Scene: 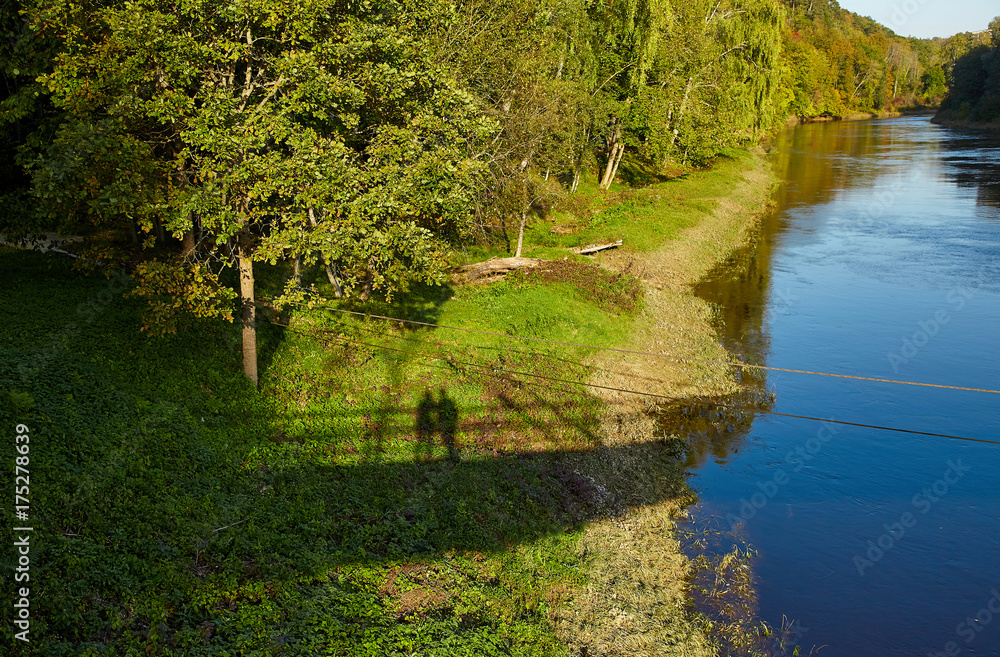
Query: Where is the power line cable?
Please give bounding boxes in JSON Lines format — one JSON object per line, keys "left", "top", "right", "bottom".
{"left": 323, "top": 307, "right": 1000, "bottom": 395}
{"left": 337, "top": 313, "right": 694, "bottom": 390}
{"left": 300, "top": 324, "right": 999, "bottom": 447}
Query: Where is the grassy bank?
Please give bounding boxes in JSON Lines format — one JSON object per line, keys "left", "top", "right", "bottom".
{"left": 0, "top": 149, "right": 775, "bottom": 656}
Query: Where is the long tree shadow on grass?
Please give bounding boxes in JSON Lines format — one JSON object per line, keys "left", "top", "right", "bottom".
{"left": 3, "top": 357, "right": 700, "bottom": 653}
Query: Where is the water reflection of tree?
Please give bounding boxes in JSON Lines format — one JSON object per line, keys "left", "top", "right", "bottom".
{"left": 769, "top": 119, "right": 929, "bottom": 211}
{"left": 939, "top": 133, "right": 1000, "bottom": 210}
{"left": 668, "top": 118, "right": 961, "bottom": 468}
{"left": 977, "top": 182, "right": 1000, "bottom": 208}
{"left": 657, "top": 236, "right": 774, "bottom": 468}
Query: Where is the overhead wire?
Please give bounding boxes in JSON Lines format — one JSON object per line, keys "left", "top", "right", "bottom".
{"left": 288, "top": 321, "right": 1000, "bottom": 447}
{"left": 322, "top": 307, "right": 1000, "bottom": 395}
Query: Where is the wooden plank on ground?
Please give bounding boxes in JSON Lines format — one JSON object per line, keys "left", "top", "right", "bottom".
{"left": 575, "top": 239, "right": 622, "bottom": 255}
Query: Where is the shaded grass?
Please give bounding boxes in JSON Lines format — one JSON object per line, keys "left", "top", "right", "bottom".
{"left": 0, "top": 248, "right": 668, "bottom": 656}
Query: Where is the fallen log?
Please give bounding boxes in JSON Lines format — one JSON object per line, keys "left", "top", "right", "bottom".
{"left": 453, "top": 256, "right": 545, "bottom": 283}
{"left": 574, "top": 239, "right": 622, "bottom": 255}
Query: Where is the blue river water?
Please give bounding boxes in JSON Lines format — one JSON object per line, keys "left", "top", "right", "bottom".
{"left": 687, "top": 116, "right": 1000, "bottom": 656}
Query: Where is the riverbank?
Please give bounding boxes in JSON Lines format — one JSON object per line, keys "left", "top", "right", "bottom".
{"left": 931, "top": 115, "right": 1000, "bottom": 131}
{"left": 588, "top": 149, "right": 776, "bottom": 405}
{"left": 786, "top": 107, "right": 935, "bottom": 125}
{"left": 548, "top": 149, "right": 777, "bottom": 655}
{"left": 0, "top": 149, "right": 777, "bottom": 655}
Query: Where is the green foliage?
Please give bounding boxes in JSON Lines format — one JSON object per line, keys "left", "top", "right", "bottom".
{"left": 11, "top": 0, "right": 496, "bottom": 304}
{"left": 0, "top": 0, "right": 61, "bottom": 214}
{"left": 780, "top": 0, "right": 933, "bottom": 116}
{"left": 922, "top": 65, "right": 947, "bottom": 99}
{"left": 936, "top": 26, "right": 1000, "bottom": 125}
{"left": 935, "top": 30, "right": 993, "bottom": 85}
{"left": 129, "top": 259, "right": 237, "bottom": 334}
{"left": 4, "top": 0, "right": 979, "bottom": 385}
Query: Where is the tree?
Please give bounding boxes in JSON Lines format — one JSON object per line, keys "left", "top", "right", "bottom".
{"left": 779, "top": 0, "right": 933, "bottom": 117}
{"left": 0, "top": 0, "right": 73, "bottom": 234}
{"left": 589, "top": 0, "right": 672, "bottom": 188}
{"left": 646, "top": 0, "right": 784, "bottom": 166}
{"left": 16, "top": 0, "right": 494, "bottom": 384}
{"left": 921, "top": 65, "right": 947, "bottom": 100}
{"left": 419, "top": 0, "right": 596, "bottom": 251}
{"left": 936, "top": 19, "right": 1000, "bottom": 125}
{"left": 886, "top": 42, "right": 921, "bottom": 98}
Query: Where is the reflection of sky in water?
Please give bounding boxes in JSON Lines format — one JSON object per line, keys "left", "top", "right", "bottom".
{"left": 774, "top": 124, "right": 1000, "bottom": 293}
{"left": 686, "top": 116, "right": 1000, "bottom": 657}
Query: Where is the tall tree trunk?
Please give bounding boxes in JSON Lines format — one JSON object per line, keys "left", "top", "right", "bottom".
{"left": 181, "top": 229, "right": 196, "bottom": 257}
{"left": 571, "top": 167, "right": 581, "bottom": 193}
{"left": 670, "top": 77, "right": 695, "bottom": 148}
{"left": 607, "top": 143, "right": 626, "bottom": 188}
{"left": 307, "top": 205, "right": 342, "bottom": 298}
{"left": 325, "top": 261, "right": 343, "bottom": 298}
{"left": 601, "top": 142, "right": 625, "bottom": 189}
{"left": 176, "top": 144, "right": 195, "bottom": 258}
{"left": 600, "top": 137, "right": 618, "bottom": 189}
{"left": 292, "top": 254, "right": 301, "bottom": 286}
{"left": 514, "top": 212, "right": 527, "bottom": 258}
{"left": 599, "top": 147, "right": 613, "bottom": 188}
{"left": 358, "top": 271, "right": 373, "bottom": 301}
{"left": 237, "top": 226, "right": 258, "bottom": 386}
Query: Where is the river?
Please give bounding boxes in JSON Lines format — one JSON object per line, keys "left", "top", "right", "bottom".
{"left": 686, "top": 115, "right": 1000, "bottom": 656}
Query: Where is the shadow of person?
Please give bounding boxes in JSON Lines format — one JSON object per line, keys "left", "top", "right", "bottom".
{"left": 413, "top": 388, "right": 460, "bottom": 462}
{"left": 415, "top": 390, "right": 436, "bottom": 461}
{"left": 437, "top": 389, "right": 458, "bottom": 461}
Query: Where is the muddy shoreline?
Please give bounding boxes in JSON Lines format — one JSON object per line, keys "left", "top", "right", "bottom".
{"left": 551, "top": 149, "right": 779, "bottom": 655}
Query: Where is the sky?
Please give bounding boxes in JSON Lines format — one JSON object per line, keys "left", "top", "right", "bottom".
{"left": 836, "top": 0, "right": 997, "bottom": 39}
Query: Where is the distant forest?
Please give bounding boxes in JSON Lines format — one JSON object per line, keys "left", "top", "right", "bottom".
{"left": 935, "top": 17, "right": 1000, "bottom": 125}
